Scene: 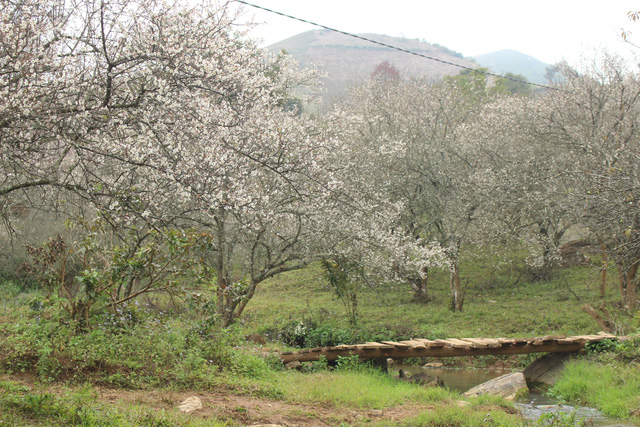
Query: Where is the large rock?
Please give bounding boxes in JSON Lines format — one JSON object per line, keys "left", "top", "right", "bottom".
{"left": 524, "top": 352, "right": 575, "bottom": 389}
{"left": 178, "top": 396, "right": 203, "bottom": 413}
{"left": 463, "top": 372, "right": 528, "bottom": 400}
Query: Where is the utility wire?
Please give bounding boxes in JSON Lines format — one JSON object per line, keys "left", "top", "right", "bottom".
{"left": 236, "top": 0, "right": 562, "bottom": 92}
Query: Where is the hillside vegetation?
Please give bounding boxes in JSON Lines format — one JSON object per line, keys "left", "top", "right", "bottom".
{"left": 2, "top": 0, "right": 640, "bottom": 425}
{"left": 268, "top": 30, "right": 550, "bottom": 102}
{"left": 268, "top": 29, "right": 477, "bottom": 101}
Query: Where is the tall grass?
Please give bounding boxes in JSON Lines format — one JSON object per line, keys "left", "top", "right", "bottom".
{"left": 550, "top": 360, "right": 640, "bottom": 419}
{"left": 276, "top": 368, "right": 454, "bottom": 408}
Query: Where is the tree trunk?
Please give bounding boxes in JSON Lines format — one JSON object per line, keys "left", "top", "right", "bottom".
{"left": 234, "top": 280, "right": 258, "bottom": 322}
{"left": 450, "top": 263, "right": 464, "bottom": 312}
{"left": 411, "top": 266, "right": 430, "bottom": 302}
{"left": 581, "top": 304, "right": 616, "bottom": 333}
{"left": 600, "top": 244, "right": 607, "bottom": 300}
{"left": 214, "top": 210, "right": 232, "bottom": 324}
{"left": 618, "top": 261, "right": 639, "bottom": 311}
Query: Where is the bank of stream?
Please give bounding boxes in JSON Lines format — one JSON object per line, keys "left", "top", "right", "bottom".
{"left": 394, "top": 365, "right": 639, "bottom": 426}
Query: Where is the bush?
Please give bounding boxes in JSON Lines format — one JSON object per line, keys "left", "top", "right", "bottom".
{"left": 0, "top": 299, "right": 249, "bottom": 389}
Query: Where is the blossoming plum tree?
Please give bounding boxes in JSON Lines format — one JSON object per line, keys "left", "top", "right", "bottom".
{"left": 0, "top": 0, "right": 340, "bottom": 325}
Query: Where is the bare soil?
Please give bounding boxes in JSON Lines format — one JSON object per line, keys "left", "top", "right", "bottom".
{"left": 1, "top": 374, "right": 440, "bottom": 426}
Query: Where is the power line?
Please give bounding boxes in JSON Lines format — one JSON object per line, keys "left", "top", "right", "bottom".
{"left": 236, "top": 0, "right": 562, "bottom": 92}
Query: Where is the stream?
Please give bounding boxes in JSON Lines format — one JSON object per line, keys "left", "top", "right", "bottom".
{"left": 394, "top": 365, "right": 639, "bottom": 426}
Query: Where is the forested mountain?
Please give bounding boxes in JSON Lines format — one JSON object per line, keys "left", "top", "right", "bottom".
{"left": 267, "top": 30, "right": 549, "bottom": 102}
{"left": 267, "top": 29, "right": 477, "bottom": 102}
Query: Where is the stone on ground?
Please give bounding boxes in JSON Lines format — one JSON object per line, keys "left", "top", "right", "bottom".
{"left": 178, "top": 396, "right": 203, "bottom": 413}
{"left": 463, "top": 372, "right": 527, "bottom": 400}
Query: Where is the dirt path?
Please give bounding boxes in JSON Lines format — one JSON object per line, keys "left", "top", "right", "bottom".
{"left": 98, "top": 387, "right": 441, "bottom": 426}
{"left": 2, "top": 374, "right": 433, "bottom": 426}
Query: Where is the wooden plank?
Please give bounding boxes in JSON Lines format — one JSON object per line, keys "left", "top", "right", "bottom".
{"left": 597, "top": 332, "right": 617, "bottom": 338}
{"left": 460, "top": 338, "right": 488, "bottom": 348}
{"left": 532, "top": 335, "right": 563, "bottom": 345}
{"left": 413, "top": 339, "right": 439, "bottom": 346}
{"left": 381, "top": 341, "right": 411, "bottom": 349}
{"left": 276, "top": 334, "right": 617, "bottom": 364}
{"left": 437, "top": 339, "right": 473, "bottom": 349}
{"left": 573, "top": 334, "right": 609, "bottom": 340}
{"left": 326, "top": 346, "right": 349, "bottom": 352}
{"left": 398, "top": 340, "right": 427, "bottom": 348}
{"left": 482, "top": 339, "right": 505, "bottom": 348}
{"left": 556, "top": 338, "right": 580, "bottom": 344}
{"left": 360, "top": 342, "right": 394, "bottom": 350}
{"left": 367, "top": 342, "right": 395, "bottom": 349}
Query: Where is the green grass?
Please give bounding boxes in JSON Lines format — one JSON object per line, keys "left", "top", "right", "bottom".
{"left": 550, "top": 359, "right": 640, "bottom": 419}
{"left": 277, "top": 368, "right": 454, "bottom": 408}
{"left": 1, "top": 244, "right": 639, "bottom": 425}
{"left": 375, "top": 405, "right": 518, "bottom": 426}
{"left": 245, "top": 247, "right": 632, "bottom": 345}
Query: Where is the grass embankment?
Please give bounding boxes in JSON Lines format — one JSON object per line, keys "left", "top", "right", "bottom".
{"left": 1, "top": 248, "right": 639, "bottom": 425}
{"left": 551, "top": 339, "right": 640, "bottom": 420}
{"left": 245, "top": 250, "right": 624, "bottom": 347}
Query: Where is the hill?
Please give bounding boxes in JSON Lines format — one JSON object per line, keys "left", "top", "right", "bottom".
{"left": 268, "top": 30, "right": 478, "bottom": 103}
{"left": 472, "top": 49, "right": 550, "bottom": 84}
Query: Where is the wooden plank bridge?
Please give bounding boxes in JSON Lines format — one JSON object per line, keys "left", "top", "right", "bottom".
{"left": 279, "top": 332, "right": 617, "bottom": 364}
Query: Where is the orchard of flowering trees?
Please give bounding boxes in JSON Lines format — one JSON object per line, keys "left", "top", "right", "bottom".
{"left": 2, "top": 0, "right": 640, "bottom": 328}
{"left": 0, "top": 0, "right": 441, "bottom": 326}
{"left": 0, "top": 0, "right": 333, "bottom": 325}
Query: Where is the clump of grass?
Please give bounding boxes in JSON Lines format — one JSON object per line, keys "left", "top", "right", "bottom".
{"left": 371, "top": 405, "right": 518, "bottom": 426}
{"left": 275, "top": 363, "right": 455, "bottom": 409}
{"left": 550, "top": 360, "right": 640, "bottom": 419}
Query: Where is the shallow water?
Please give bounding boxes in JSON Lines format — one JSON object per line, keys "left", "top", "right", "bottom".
{"left": 514, "top": 394, "right": 638, "bottom": 427}
{"left": 393, "top": 364, "right": 639, "bottom": 426}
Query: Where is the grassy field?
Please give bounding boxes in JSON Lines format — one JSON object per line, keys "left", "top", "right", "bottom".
{"left": 1, "top": 246, "right": 639, "bottom": 425}
{"left": 243, "top": 249, "right": 632, "bottom": 348}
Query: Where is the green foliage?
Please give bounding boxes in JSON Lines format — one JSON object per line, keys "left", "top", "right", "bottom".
{"left": 529, "top": 409, "right": 587, "bottom": 426}
{"left": 443, "top": 68, "right": 489, "bottom": 103}
{"left": 260, "top": 316, "right": 410, "bottom": 349}
{"left": 584, "top": 338, "right": 618, "bottom": 354}
{"left": 261, "top": 318, "right": 359, "bottom": 348}
{"left": 320, "top": 258, "right": 360, "bottom": 326}
{"left": 20, "top": 219, "right": 210, "bottom": 329}
{"left": 334, "top": 355, "right": 361, "bottom": 371}
{"left": 0, "top": 297, "right": 243, "bottom": 389}
{"left": 585, "top": 337, "right": 640, "bottom": 362}
{"left": 490, "top": 72, "right": 533, "bottom": 96}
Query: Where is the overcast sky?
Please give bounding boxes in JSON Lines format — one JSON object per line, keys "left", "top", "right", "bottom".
{"left": 232, "top": 1, "right": 639, "bottom": 66}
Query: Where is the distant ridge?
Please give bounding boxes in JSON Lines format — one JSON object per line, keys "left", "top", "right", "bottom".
{"left": 268, "top": 30, "right": 551, "bottom": 101}
{"left": 268, "top": 30, "right": 478, "bottom": 102}
{"left": 472, "top": 49, "right": 550, "bottom": 85}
